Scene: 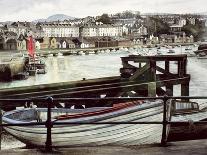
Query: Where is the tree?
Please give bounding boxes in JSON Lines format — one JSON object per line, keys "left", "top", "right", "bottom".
{"left": 182, "top": 21, "right": 205, "bottom": 41}
{"left": 97, "top": 14, "right": 112, "bottom": 24}
{"left": 145, "top": 17, "right": 170, "bottom": 36}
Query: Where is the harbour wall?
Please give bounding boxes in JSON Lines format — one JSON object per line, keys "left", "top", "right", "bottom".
{"left": 0, "top": 57, "right": 25, "bottom": 81}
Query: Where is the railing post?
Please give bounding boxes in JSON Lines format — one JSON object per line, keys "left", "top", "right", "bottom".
{"left": 45, "top": 96, "right": 53, "bottom": 152}
{"left": 0, "top": 102, "right": 2, "bottom": 150}
{"left": 161, "top": 95, "right": 168, "bottom": 146}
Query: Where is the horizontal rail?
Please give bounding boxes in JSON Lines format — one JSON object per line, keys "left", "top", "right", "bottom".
{"left": 0, "top": 96, "right": 207, "bottom": 103}
{"left": 2, "top": 121, "right": 207, "bottom": 127}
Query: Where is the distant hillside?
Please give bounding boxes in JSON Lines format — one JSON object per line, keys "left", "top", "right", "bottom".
{"left": 33, "top": 14, "right": 76, "bottom": 23}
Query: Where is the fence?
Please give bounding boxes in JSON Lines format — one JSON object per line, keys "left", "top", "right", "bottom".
{"left": 0, "top": 96, "right": 207, "bottom": 152}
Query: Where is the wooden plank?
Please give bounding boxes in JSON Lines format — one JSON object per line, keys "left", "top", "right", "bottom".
{"left": 166, "top": 85, "right": 173, "bottom": 96}
{"left": 148, "top": 82, "right": 156, "bottom": 97}
{"left": 156, "top": 87, "right": 166, "bottom": 96}
{"left": 129, "top": 63, "right": 150, "bottom": 81}
{"left": 121, "top": 54, "right": 187, "bottom": 62}
{"left": 0, "top": 76, "right": 121, "bottom": 96}
{"left": 165, "top": 61, "right": 169, "bottom": 73}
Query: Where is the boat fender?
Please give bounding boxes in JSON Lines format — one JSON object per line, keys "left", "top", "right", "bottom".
{"left": 35, "top": 109, "right": 42, "bottom": 122}
{"left": 188, "top": 119, "right": 197, "bottom": 133}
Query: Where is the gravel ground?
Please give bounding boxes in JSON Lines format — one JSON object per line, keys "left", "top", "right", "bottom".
{"left": 0, "top": 132, "right": 25, "bottom": 150}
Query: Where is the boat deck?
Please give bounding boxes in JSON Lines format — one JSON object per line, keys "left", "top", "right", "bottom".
{"left": 0, "top": 139, "right": 207, "bottom": 155}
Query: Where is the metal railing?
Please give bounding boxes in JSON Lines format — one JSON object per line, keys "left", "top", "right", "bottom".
{"left": 0, "top": 96, "right": 207, "bottom": 152}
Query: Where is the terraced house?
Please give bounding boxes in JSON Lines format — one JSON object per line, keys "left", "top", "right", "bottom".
{"left": 81, "top": 24, "right": 124, "bottom": 37}
{"left": 41, "top": 23, "right": 79, "bottom": 38}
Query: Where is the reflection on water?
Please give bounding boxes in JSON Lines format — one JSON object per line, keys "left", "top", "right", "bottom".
{"left": 0, "top": 52, "right": 128, "bottom": 88}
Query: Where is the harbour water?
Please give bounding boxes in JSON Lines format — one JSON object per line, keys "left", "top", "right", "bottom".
{"left": 0, "top": 46, "right": 206, "bottom": 99}
{"left": 1, "top": 46, "right": 207, "bottom": 149}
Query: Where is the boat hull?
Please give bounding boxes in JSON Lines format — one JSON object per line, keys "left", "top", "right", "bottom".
{"left": 3, "top": 100, "right": 163, "bottom": 147}
{"left": 168, "top": 110, "right": 207, "bottom": 142}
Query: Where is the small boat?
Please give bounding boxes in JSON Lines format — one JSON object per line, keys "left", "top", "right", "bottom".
{"left": 27, "top": 69, "right": 37, "bottom": 76}
{"left": 13, "top": 72, "right": 29, "bottom": 80}
{"left": 197, "top": 53, "right": 207, "bottom": 59}
{"left": 105, "top": 49, "right": 110, "bottom": 53}
{"left": 57, "top": 53, "right": 63, "bottom": 57}
{"left": 167, "top": 49, "right": 175, "bottom": 53}
{"left": 157, "top": 50, "right": 162, "bottom": 55}
{"left": 36, "top": 68, "right": 47, "bottom": 74}
{"left": 167, "top": 100, "right": 207, "bottom": 142}
{"left": 88, "top": 51, "right": 95, "bottom": 55}
{"left": 48, "top": 53, "right": 53, "bottom": 57}
{"left": 111, "top": 49, "right": 116, "bottom": 52}
{"left": 77, "top": 51, "right": 85, "bottom": 55}
{"left": 27, "top": 57, "right": 46, "bottom": 75}
{"left": 185, "top": 46, "right": 192, "bottom": 51}
{"left": 3, "top": 100, "right": 164, "bottom": 147}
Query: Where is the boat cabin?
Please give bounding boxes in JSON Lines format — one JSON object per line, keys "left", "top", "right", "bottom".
{"left": 171, "top": 100, "right": 199, "bottom": 115}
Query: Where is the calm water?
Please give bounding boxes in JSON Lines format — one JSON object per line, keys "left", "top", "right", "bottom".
{"left": 0, "top": 46, "right": 207, "bottom": 100}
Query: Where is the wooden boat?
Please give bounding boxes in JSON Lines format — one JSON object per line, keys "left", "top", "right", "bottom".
{"left": 167, "top": 100, "right": 207, "bottom": 142}
{"left": 185, "top": 46, "right": 192, "bottom": 51}
{"left": 13, "top": 72, "right": 29, "bottom": 80}
{"left": 27, "top": 57, "right": 46, "bottom": 75}
{"left": 167, "top": 49, "right": 175, "bottom": 53}
{"left": 3, "top": 100, "right": 164, "bottom": 147}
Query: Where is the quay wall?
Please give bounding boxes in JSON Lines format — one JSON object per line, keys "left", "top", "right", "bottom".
{"left": 0, "top": 57, "right": 25, "bottom": 81}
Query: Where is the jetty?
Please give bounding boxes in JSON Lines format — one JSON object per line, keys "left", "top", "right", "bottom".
{"left": 0, "top": 54, "right": 189, "bottom": 110}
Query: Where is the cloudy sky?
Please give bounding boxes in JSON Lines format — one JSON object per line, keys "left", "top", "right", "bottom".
{"left": 0, "top": 0, "right": 206, "bottom": 22}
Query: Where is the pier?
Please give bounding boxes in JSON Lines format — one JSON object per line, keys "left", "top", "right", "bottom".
{"left": 0, "top": 54, "right": 189, "bottom": 110}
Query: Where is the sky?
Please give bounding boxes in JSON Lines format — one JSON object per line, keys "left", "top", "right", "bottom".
{"left": 0, "top": 0, "right": 206, "bottom": 22}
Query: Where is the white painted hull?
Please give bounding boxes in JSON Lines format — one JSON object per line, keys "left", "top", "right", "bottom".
{"left": 3, "top": 100, "right": 163, "bottom": 147}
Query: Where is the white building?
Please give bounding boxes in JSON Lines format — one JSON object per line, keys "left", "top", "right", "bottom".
{"left": 35, "top": 41, "right": 41, "bottom": 50}
{"left": 41, "top": 23, "right": 79, "bottom": 38}
{"left": 7, "top": 22, "right": 29, "bottom": 36}
{"left": 122, "top": 25, "right": 129, "bottom": 35}
{"left": 82, "top": 26, "right": 97, "bottom": 37}
{"left": 187, "top": 18, "right": 196, "bottom": 25}
{"left": 137, "top": 25, "right": 147, "bottom": 36}
{"left": 178, "top": 18, "right": 187, "bottom": 27}
{"left": 98, "top": 25, "right": 122, "bottom": 37}
{"left": 81, "top": 25, "right": 123, "bottom": 37}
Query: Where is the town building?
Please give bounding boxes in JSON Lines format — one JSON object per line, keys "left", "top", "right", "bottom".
{"left": 170, "top": 25, "right": 182, "bottom": 32}
{"left": 41, "top": 23, "right": 79, "bottom": 38}
{"left": 17, "top": 34, "right": 27, "bottom": 51}
{"left": 81, "top": 24, "right": 123, "bottom": 37}
{"left": 178, "top": 18, "right": 187, "bottom": 27}
{"left": 95, "top": 37, "right": 118, "bottom": 47}
{"left": 98, "top": 25, "right": 122, "bottom": 37}
{"left": 187, "top": 18, "right": 196, "bottom": 25}
{"left": 131, "top": 25, "right": 148, "bottom": 37}
{"left": 81, "top": 26, "right": 98, "bottom": 37}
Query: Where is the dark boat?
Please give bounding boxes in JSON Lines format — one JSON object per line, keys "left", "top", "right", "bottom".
{"left": 194, "top": 44, "right": 207, "bottom": 56}
{"left": 13, "top": 72, "right": 29, "bottom": 80}
{"left": 167, "top": 100, "right": 207, "bottom": 142}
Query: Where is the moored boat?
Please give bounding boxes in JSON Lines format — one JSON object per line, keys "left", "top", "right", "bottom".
{"left": 167, "top": 49, "right": 175, "bottom": 53}
{"left": 167, "top": 100, "right": 207, "bottom": 142}
{"left": 3, "top": 100, "right": 164, "bottom": 147}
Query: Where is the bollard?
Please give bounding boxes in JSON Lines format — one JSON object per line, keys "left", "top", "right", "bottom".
{"left": 161, "top": 95, "right": 168, "bottom": 146}
{"left": 45, "top": 96, "right": 53, "bottom": 152}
